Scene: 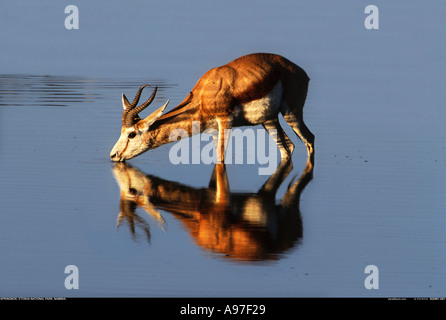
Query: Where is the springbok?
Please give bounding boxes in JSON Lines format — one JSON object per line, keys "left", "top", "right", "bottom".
{"left": 110, "top": 53, "right": 314, "bottom": 166}
{"left": 112, "top": 161, "right": 313, "bottom": 262}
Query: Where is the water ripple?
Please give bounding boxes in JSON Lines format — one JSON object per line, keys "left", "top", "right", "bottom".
{"left": 0, "top": 74, "right": 175, "bottom": 107}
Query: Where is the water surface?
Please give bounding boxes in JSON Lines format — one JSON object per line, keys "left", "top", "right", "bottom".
{"left": 1, "top": 0, "right": 445, "bottom": 298}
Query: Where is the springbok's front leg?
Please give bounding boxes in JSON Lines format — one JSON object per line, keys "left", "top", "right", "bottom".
{"left": 216, "top": 118, "right": 232, "bottom": 164}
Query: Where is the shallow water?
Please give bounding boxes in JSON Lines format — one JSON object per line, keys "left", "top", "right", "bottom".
{"left": 1, "top": 1, "right": 446, "bottom": 298}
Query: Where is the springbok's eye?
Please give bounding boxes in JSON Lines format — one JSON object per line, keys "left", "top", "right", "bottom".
{"left": 128, "top": 132, "right": 137, "bottom": 139}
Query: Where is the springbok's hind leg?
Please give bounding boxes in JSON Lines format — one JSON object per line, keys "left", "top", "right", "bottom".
{"left": 262, "top": 118, "right": 295, "bottom": 162}
{"left": 282, "top": 111, "right": 314, "bottom": 165}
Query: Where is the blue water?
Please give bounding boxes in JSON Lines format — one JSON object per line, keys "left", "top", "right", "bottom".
{"left": 1, "top": 0, "right": 445, "bottom": 298}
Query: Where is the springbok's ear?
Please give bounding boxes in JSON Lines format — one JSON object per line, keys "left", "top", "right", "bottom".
{"left": 141, "top": 100, "right": 170, "bottom": 128}
{"left": 122, "top": 93, "right": 131, "bottom": 110}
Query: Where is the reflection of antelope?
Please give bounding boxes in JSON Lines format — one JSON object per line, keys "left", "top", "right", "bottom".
{"left": 110, "top": 53, "right": 314, "bottom": 166}
{"left": 112, "top": 161, "right": 313, "bottom": 262}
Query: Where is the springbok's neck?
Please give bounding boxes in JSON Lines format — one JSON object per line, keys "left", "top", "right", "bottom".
{"left": 145, "top": 103, "right": 202, "bottom": 149}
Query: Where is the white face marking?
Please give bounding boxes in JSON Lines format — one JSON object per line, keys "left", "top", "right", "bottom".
{"left": 110, "top": 100, "right": 169, "bottom": 162}
{"left": 110, "top": 127, "right": 146, "bottom": 161}
{"left": 233, "top": 81, "right": 283, "bottom": 126}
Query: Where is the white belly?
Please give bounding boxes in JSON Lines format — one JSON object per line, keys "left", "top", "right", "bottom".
{"left": 232, "top": 80, "right": 283, "bottom": 126}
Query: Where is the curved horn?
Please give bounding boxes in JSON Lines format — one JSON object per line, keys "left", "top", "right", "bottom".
{"left": 122, "top": 85, "right": 158, "bottom": 128}
{"left": 130, "top": 84, "right": 151, "bottom": 107}
{"left": 131, "top": 86, "right": 158, "bottom": 116}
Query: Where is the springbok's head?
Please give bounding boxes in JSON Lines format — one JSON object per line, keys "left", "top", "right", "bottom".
{"left": 110, "top": 84, "right": 169, "bottom": 162}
